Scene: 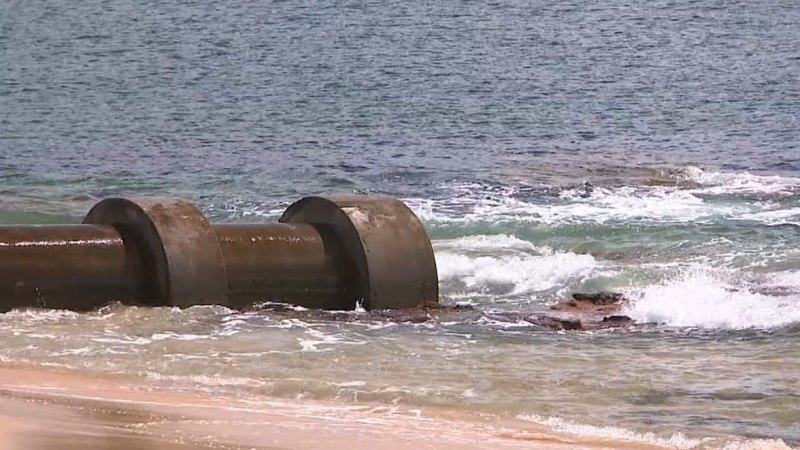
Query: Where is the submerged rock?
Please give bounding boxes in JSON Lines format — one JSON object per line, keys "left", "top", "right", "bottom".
{"left": 254, "top": 294, "right": 637, "bottom": 332}
{"left": 253, "top": 302, "right": 478, "bottom": 325}
{"left": 525, "top": 315, "right": 583, "bottom": 331}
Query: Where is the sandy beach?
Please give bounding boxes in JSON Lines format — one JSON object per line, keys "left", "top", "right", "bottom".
{"left": 0, "top": 364, "right": 678, "bottom": 450}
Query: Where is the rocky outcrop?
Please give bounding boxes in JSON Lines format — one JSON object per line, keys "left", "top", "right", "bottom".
{"left": 549, "top": 292, "right": 626, "bottom": 315}
{"left": 524, "top": 292, "right": 634, "bottom": 331}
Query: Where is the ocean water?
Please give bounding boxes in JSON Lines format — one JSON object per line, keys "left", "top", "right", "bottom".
{"left": 1, "top": 0, "right": 799, "bottom": 447}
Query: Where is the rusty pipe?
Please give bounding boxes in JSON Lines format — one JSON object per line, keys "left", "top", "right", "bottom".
{"left": 215, "top": 223, "right": 354, "bottom": 309}
{"left": 0, "top": 223, "right": 352, "bottom": 312}
{"left": 0, "top": 225, "right": 138, "bottom": 311}
{"left": 0, "top": 195, "right": 438, "bottom": 312}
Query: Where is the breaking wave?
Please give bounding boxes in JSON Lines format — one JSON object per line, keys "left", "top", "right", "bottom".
{"left": 517, "top": 415, "right": 794, "bottom": 450}
{"left": 435, "top": 235, "right": 602, "bottom": 296}
{"left": 623, "top": 269, "right": 800, "bottom": 330}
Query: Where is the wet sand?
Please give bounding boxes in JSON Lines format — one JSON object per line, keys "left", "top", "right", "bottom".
{"left": 0, "top": 364, "right": 665, "bottom": 450}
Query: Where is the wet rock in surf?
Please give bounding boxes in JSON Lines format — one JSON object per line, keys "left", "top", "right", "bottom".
{"left": 523, "top": 313, "right": 634, "bottom": 331}
{"left": 748, "top": 285, "right": 800, "bottom": 297}
{"left": 549, "top": 292, "right": 627, "bottom": 315}
{"left": 572, "top": 292, "right": 625, "bottom": 304}
{"left": 601, "top": 315, "right": 634, "bottom": 326}
{"left": 524, "top": 315, "right": 583, "bottom": 331}
{"left": 520, "top": 292, "right": 635, "bottom": 331}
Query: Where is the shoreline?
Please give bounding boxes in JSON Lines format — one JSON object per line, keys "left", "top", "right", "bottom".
{"left": 0, "top": 363, "right": 673, "bottom": 450}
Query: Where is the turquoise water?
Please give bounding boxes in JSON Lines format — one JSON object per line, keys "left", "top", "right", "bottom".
{"left": 1, "top": 0, "right": 799, "bottom": 447}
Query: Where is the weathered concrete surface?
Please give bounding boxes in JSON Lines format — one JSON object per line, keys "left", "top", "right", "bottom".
{"left": 84, "top": 197, "right": 229, "bottom": 308}
{"left": 280, "top": 195, "right": 438, "bottom": 310}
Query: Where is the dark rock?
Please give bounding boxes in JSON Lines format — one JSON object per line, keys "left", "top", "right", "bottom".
{"left": 525, "top": 312, "right": 637, "bottom": 331}
{"left": 531, "top": 292, "right": 638, "bottom": 331}
{"left": 601, "top": 315, "right": 634, "bottom": 326}
{"left": 525, "top": 314, "right": 584, "bottom": 331}
{"left": 417, "top": 302, "right": 475, "bottom": 312}
{"left": 578, "top": 181, "right": 594, "bottom": 198}
{"left": 549, "top": 300, "right": 618, "bottom": 315}
{"left": 749, "top": 285, "right": 800, "bottom": 297}
{"left": 549, "top": 292, "right": 628, "bottom": 316}
{"left": 571, "top": 292, "right": 625, "bottom": 305}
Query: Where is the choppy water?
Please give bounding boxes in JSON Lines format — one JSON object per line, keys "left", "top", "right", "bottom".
{"left": 1, "top": 0, "right": 799, "bottom": 447}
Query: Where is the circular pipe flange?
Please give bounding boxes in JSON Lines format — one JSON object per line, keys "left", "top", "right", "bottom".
{"left": 83, "top": 198, "right": 228, "bottom": 308}
{"left": 279, "top": 195, "right": 438, "bottom": 310}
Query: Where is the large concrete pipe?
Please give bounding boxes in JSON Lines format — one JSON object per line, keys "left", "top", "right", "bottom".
{"left": 279, "top": 196, "right": 438, "bottom": 310}
{"left": 0, "top": 225, "right": 138, "bottom": 311}
{"left": 214, "top": 223, "right": 351, "bottom": 310}
{"left": 0, "top": 195, "right": 437, "bottom": 312}
{"left": 83, "top": 197, "right": 229, "bottom": 308}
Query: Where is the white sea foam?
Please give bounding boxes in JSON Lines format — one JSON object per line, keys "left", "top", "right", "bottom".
{"left": 623, "top": 269, "right": 800, "bottom": 329}
{"left": 405, "top": 168, "right": 800, "bottom": 226}
{"left": 205, "top": 200, "right": 284, "bottom": 220}
{"left": 517, "top": 414, "right": 701, "bottom": 448}
{"left": 409, "top": 185, "right": 736, "bottom": 226}
{"left": 144, "top": 371, "right": 267, "bottom": 388}
{"left": 736, "top": 206, "right": 800, "bottom": 227}
{"left": 521, "top": 415, "right": 796, "bottom": 449}
{"left": 297, "top": 328, "right": 367, "bottom": 352}
{"left": 555, "top": 185, "right": 742, "bottom": 224}
{"left": 434, "top": 234, "right": 603, "bottom": 296}
{"left": 720, "top": 439, "right": 796, "bottom": 450}
{"left": 91, "top": 336, "right": 152, "bottom": 346}
{"left": 474, "top": 315, "right": 533, "bottom": 329}
{"left": 436, "top": 234, "right": 542, "bottom": 252}
{"left": 0, "top": 308, "right": 80, "bottom": 323}
{"left": 354, "top": 300, "right": 367, "bottom": 313}
{"left": 681, "top": 166, "right": 800, "bottom": 196}
{"left": 436, "top": 251, "right": 599, "bottom": 295}
{"left": 150, "top": 332, "right": 213, "bottom": 341}
{"left": 333, "top": 380, "right": 367, "bottom": 388}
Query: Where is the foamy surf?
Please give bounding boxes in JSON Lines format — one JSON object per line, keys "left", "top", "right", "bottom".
{"left": 678, "top": 166, "right": 800, "bottom": 196}
{"left": 517, "top": 414, "right": 701, "bottom": 448}
{"left": 623, "top": 269, "right": 800, "bottom": 329}
{"left": 517, "top": 415, "right": 795, "bottom": 450}
{"left": 435, "top": 235, "right": 602, "bottom": 296}
{"left": 407, "top": 185, "right": 739, "bottom": 225}
{"left": 405, "top": 167, "right": 800, "bottom": 227}
{"left": 165, "top": 168, "right": 800, "bottom": 227}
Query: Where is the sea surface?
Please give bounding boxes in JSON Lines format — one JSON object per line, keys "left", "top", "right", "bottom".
{"left": 1, "top": 0, "right": 799, "bottom": 447}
